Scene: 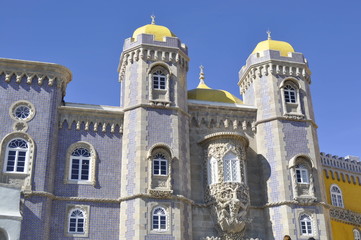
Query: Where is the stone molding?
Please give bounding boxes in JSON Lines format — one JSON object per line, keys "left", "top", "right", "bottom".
{"left": 58, "top": 106, "right": 123, "bottom": 133}
{"left": 238, "top": 60, "right": 310, "bottom": 94}
{"left": 255, "top": 116, "right": 318, "bottom": 129}
{"left": 118, "top": 45, "right": 189, "bottom": 81}
{"left": 0, "top": 58, "right": 72, "bottom": 96}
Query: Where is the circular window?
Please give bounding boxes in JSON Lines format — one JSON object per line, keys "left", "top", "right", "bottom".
{"left": 10, "top": 101, "right": 35, "bottom": 122}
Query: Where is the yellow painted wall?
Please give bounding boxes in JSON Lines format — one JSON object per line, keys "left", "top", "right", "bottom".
{"left": 324, "top": 170, "right": 361, "bottom": 239}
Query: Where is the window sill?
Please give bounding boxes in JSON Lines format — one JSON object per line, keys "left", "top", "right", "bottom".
{"left": 65, "top": 180, "right": 94, "bottom": 185}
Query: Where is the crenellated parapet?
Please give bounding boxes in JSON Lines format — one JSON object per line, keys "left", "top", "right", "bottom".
{"left": 117, "top": 34, "right": 189, "bottom": 81}
{"left": 238, "top": 50, "right": 311, "bottom": 94}
{"left": 0, "top": 58, "right": 72, "bottom": 96}
{"left": 58, "top": 103, "right": 123, "bottom": 133}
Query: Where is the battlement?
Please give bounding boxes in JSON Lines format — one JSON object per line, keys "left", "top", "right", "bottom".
{"left": 321, "top": 152, "right": 361, "bottom": 174}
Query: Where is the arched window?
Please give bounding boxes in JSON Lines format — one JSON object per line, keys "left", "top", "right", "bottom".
{"left": 223, "top": 152, "right": 241, "bottom": 182}
{"left": 70, "top": 148, "right": 91, "bottom": 181}
{"left": 295, "top": 164, "right": 309, "bottom": 183}
{"left": 284, "top": 85, "right": 296, "bottom": 103}
{"left": 300, "top": 214, "right": 313, "bottom": 235}
{"left": 4, "top": 138, "right": 29, "bottom": 173}
{"left": 208, "top": 157, "right": 218, "bottom": 185}
{"left": 152, "top": 207, "right": 167, "bottom": 231}
{"left": 153, "top": 70, "right": 166, "bottom": 90}
{"left": 153, "top": 153, "right": 168, "bottom": 176}
{"left": 330, "top": 184, "right": 344, "bottom": 207}
{"left": 354, "top": 229, "right": 361, "bottom": 240}
{"left": 68, "top": 209, "right": 85, "bottom": 234}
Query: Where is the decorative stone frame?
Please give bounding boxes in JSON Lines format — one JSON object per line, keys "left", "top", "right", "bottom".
{"left": 9, "top": 100, "right": 36, "bottom": 122}
{"left": 147, "top": 62, "right": 172, "bottom": 106}
{"left": 64, "top": 141, "right": 97, "bottom": 185}
{"left": 199, "top": 132, "right": 250, "bottom": 239}
{"left": 0, "top": 132, "right": 35, "bottom": 191}
{"left": 279, "top": 78, "right": 304, "bottom": 119}
{"left": 289, "top": 154, "right": 316, "bottom": 202}
{"left": 147, "top": 143, "right": 173, "bottom": 197}
{"left": 147, "top": 203, "right": 171, "bottom": 235}
{"left": 65, "top": 204, "right": 90, "bottom": 238}
{"left": 295, "top": 210, "right": 318, "bottom": 239}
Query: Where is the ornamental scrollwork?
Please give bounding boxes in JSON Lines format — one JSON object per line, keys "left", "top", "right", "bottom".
{"left": 330, "top": 208, "right": 361, "bottom": 226}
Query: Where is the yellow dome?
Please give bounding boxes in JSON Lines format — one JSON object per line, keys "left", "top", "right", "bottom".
{"left": 188, "top": 81, "right": 243, "bottom": 104}
{"left": 132, "top": 24, "right": 176, "bottom": 42}
{"left": 252, "top": 39, "right": 295, "bottom": 57}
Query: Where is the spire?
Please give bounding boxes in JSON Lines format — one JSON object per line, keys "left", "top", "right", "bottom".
{"left": 197, "top": 65, "right": 210, "bottom": 89}
{"left": 151, "top": 15, "right": 156, "bottom": 25}
{"left": 267, "top": 30, "right": 272, "bottom": 40}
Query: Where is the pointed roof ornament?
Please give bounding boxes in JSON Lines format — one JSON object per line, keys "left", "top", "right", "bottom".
{"left": 267, "top": 30, "right": 272, "bottom": 40}
{"left": 151, "top": 15, "right": 156, "bottom": 25}
{"left": 197, "top": 65, "right": 210, "bottom": 89}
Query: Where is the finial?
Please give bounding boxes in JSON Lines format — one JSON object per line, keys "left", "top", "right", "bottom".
{"left": 267, "top": 30, "right": 271, "bottom": 40}
{"left": 151, "top": 15, "right": 156, "bottom": 24}
{"left": 199, "top": 65, "right": 205, "bottom": 81}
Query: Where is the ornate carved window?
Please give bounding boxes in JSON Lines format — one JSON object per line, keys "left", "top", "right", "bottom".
{"left": 4, "top": 139, "right": 29, "bottom": 173}
{"left": 152, "top": 207, "right": 167, "bottom": 231}
{"left": 280, "top": 79, "right": 303, "bottom": 117}
{"left": 330, "top": 184, "right": 344, "bottom": 208}
{"left": 148, "top": 65, "right": 171, "bottom": 106}
{"left": 223, "top": 152, "right": 241, "bottom": 182}
{"left": 64, "top": 142, "right": 96, "bottom": 185}
{"left": 207, "top": 157, "right": 218, "bottom": 185}
{"left": 289, "top": 155, "right": 315, "bottom": 200}
{"left": 299, "top": 214, "right": 313, "bottom": 236}
{"left": 354, "top": 229, "right": 361, "bottom": 240}
{"left": 66, "top": 205, "right": 89, "bottom": 238}
{"left": 153, "top": 153, "right": 167, "bottom": 176}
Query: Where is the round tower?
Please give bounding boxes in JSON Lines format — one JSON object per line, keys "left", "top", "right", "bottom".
{"left": 117, "top": 17, "right": 191, "bottom": 240}
{"left": 238, "top": 33, "right": 331, "bottom": 240}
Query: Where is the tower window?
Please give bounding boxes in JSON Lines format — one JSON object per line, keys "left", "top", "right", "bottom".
{"left": 300, "top": 214, "right": 313, "bottom": 235}
{"left": 153, "top": 153, "right": 167, "bottom": 175}
{"left": 4, "top": 139, "right": 29, "bottom": 173}
{"left": 153, "top": 70, "right": 166, "bottom": 90}
{"left": 284, "top": 85, "right": 296, "bottom": 103}
{"left": 70, "top": 148, "right": 91, "bottom": 181}
{"left": 152, "top": 207, "right": 167, "bottom": 231}
{"left": 295, "top": 164, "right": 309, "bottom": 184}
{"left": 330, "top": 184, "right": 344, "bottom": 208}
{"left": 223, "top": 152, "right": 241, "bottom": 182}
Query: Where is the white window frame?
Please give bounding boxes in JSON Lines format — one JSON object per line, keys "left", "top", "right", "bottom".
{"left": 152, "top": 207, "right": 167, "bottom": 231}
{"left": 300, "top": 214, "right": 313, "bottom": 236}
{"left": 69, "top": 148, "right": 91, "bottom": 181}
{"left": 354, "top": 229, "right": 361, "bottom": 240}
{"left": 4, "top": 138, "right": 29, "bottom": 173}
{"left": 152, "top": 70, "right": 166, "bottom": 90}
{"left": 65, "top": 205, "right": 89, "bottom": 238}
{"left": 208, "top": 157, "right": 218, "bottom": 185}
{"left": 284, "top": 84, "right": 297, "bottom": 103}
{"left": 330, "top": 184, "right": 344, "bottom": 208}
{"left": 153, "top": 153, "right": 168, "bottom": 176}
{"left": 295, "top": 164, "right": 309, "bottom": 184}
{"left": 223, "top": 152, "right": 241, "bottom": 183}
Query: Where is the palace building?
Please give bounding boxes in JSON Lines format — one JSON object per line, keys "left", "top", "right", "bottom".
{"left": 0, "top": 19, "right": 360, "bottom": 240}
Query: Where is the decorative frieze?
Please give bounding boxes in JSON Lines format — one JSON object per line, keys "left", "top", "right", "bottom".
{"left": 330, "top": 208, "right": 361, "bottom": 226}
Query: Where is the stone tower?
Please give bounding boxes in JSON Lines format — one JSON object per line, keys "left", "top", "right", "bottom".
{"left": 117, "top": 17, "right": 191, "bottom": 240}
{"left": 238, "top": 33, "right": 331, "bottom": 239}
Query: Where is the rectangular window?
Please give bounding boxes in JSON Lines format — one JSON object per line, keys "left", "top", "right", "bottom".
{"left": 153, "top": 159, "right": 167, "bottom": 175}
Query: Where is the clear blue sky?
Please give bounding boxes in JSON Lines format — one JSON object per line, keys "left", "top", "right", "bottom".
{"left": 1, "top": 1, "right": 360, "bottom": 158}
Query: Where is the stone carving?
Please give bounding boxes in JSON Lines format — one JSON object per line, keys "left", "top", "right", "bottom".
{"left": 330, "top": 208, "right": 361, "bottom": 226}
{"left": 204, "top": 139, "right": 249, "bottom": 240}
